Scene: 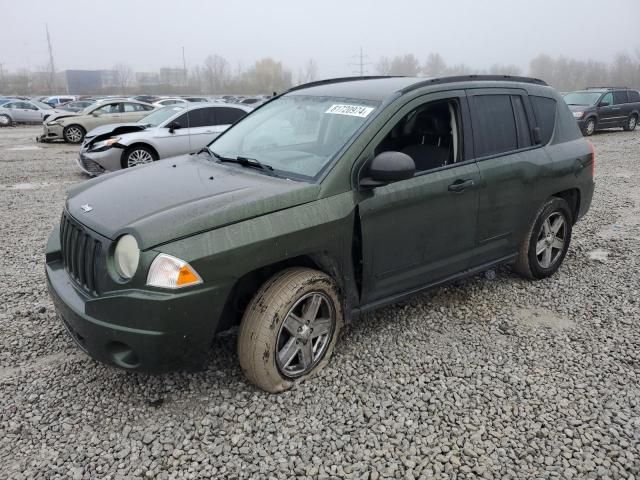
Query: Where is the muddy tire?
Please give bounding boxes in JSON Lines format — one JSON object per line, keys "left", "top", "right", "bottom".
{"left": 63, "top": 124, "right": 85, "bottom": 143}
{"left": 238, "top": 268, "right": 343, "bottom": 393}
{"left": 514, "top": 197, "right": 572, "bottom": 280}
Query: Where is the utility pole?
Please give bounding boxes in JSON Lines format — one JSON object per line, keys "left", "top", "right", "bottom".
{"left": 182, "top": 46, "right": 187, "bottom": 87}
{"left": 349, "top": 47, "right": 370, "bottom": 77}
{"left": 45, "top": 24, "right": 56, "bottom": 93}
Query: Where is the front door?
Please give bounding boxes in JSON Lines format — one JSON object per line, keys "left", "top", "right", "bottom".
{"left": 597, "top": 92, "right": 618, "bottom": 127}
{"left": 357, "top": 92, "right": 481, "bottom": 304}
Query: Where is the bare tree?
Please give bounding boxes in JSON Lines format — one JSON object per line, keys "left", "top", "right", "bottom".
{"left": 299, "top": 59, "right": 318, "bottom": 84}
{"left": 488, "top": 64, "right": 522, "bottom": 76}
{"left": 113, "top": 63, "right": 133, "bottom": 94}
{"left": 202, "top": 54, "right": 230, "bottom": 93}
{"left": 388, "top": 54, "right": 421, "bottom": 76}
{"left": 423, "top": 53, "right": 447, "bottom": 77}
{"left": 375, "top": 57, "right": 391, "bottom": 75}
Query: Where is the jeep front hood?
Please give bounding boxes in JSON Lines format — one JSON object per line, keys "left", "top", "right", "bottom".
{"left": 65, "top": 154, "right": 320, "bottom": 249}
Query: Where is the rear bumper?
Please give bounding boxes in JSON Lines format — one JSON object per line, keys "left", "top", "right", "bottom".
{"left": 45, "top": 229, "right": 229, "bottom": 372}
{"left": 577, "top": 179, "right": 595, "bottom": 221}
{"left": 40, "top": 123, "right": 64, "bottom": 142}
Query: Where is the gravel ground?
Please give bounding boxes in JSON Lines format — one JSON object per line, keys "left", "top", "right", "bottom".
{"left": 1, "top": 125, "right": 639, "bottom": 480}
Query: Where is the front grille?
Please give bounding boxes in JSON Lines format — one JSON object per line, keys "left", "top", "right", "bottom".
{"left": 60, "top": 212, "right": 102, "bottom": 295}
{"left": 79, "top": 155, "right": 105, "bottom": 176}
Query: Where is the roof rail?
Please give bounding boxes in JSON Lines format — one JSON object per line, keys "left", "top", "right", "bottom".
{"left": 586, "top": 86, "right": 629, "bottom": 90}
{"left": 400, "top": 75, "right": 548, "bottom": 94}
{"left": 286, "top": 75, "right": 405, "bottom": 93}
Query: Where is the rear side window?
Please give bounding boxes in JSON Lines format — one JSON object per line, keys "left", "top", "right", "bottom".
{"left": 613, "top": 91, "right": 628, "bottom": 105}
{"left": 470, "top": 95, "right": 517, "bottom": 157}
{"left": 530, "top": 96, "right": 557, "bottom": 145}
{"left": 215, "top": 107, "right": 247, "bottom": 125}
{"left": 629, "top": 90, "right": 640, "bottom": 103}
{"left": 185, "top": 108, "right": 215, "bottom": 128}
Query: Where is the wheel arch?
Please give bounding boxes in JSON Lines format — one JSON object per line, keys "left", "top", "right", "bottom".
{"left": 119, "top": 142, "right": 159, "bottom": 168}
{"left": 552, "top": 188, "right": 581, "bottom": 224}
{"left": 216, "top": 252, "right": 356, "bottom": 334}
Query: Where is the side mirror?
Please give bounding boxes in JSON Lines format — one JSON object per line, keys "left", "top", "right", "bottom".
{"left": 167, "top": 121, "right": 182, "bottom": 134}
{"left": 360, "top": 151, "right": 416, "bottom": 188}
{"left": 91, "top": 111, "right": 100, "bottom": 117}
{"left": 599, "top": 101, "right": 610, "bottom": 107}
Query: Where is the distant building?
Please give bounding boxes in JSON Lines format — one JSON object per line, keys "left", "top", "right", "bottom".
{"left": 136, "top": 72, "right": 160, "bottom": 86}
{"left": 159, "top": 67, "right": 187, "bottom": 86}
{"left": 99, "top": 70, "right": 118, "bottom": 88}
{"left": 64, "top": 70, "right": 103, "bottom": 94}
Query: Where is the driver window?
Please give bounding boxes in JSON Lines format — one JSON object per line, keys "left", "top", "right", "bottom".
{"left": 601, "top": 93, "right": 613, "bottom": 105}
{"left": 375, "top": 99, "right": 462, "bottom": 174}
{"left": 94, "top": 103, "right": 119, "bottom": 114}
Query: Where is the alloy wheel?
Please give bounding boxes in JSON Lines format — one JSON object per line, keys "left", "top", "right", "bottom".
{"left": 586, "top": 120, "right": 595, "bottom": 136}
{"left": 127, "top": 149, "right": 154, "bottom": 167}
{"left": 65, "top": 127, "right": 83, "bottom": 143}
{"left": 276, "top": 292, "right": 335, "bottom": 378}
{"left": 630, "top": 117, "right": 637, "bottom": 130}
{"left": 535, "top": 212, "right": 566, "bottom": 269}
{"left": 0, "top": 115, "right": 10, "bottom": 126}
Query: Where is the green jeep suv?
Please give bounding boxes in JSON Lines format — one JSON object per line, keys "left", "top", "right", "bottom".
{"left": 46, "top": 75, "right": 595, "bottom": 392}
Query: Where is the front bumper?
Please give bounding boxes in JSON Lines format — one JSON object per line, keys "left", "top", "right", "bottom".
{"left": 76, "top": 146, "right": 123, "bottom": 175}
{"left": 45, "top": 227, "right": 229, "bottom": 372}
{"left": 38, "top": 123, "right": 64, "bottom": 142}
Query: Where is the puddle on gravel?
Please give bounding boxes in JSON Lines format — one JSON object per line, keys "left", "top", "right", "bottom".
{"left": 588, "top": 249, "right": 610, "bottom": 262}
{"left": 513, "top": 307, "right": 575, "bottom": 331}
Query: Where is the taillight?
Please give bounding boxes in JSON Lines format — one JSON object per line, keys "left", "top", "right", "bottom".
{"left": 588, "top": 140, "right": 596, "bottom": 178}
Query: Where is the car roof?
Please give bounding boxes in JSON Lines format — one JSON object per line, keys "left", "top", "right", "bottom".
{"left": 182, "top": 102, "right": 253, "bottom": 112}
{"left": 287, "top": 75, "right": 548, "bottom": 102}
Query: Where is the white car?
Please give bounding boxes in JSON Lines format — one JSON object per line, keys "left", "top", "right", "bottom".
{"left": 77, "top": 103, "right": 252, "bottom": 175}
{"left": 152, "top": 97, "right": 189, "bottom": 107}
{"left": 0, "top": 100, "right": 63, "bottom": 126}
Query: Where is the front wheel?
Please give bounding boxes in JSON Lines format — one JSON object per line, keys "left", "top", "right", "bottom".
{"left": 514, "top": 197, "right": 572, "bottom": 280}
{"left": 623, "top": 115, "right": 637, "bottom": 132}
{"left": 583, "top": 118, "right": 596, "bottom": 136}
{"left": 238, "top": 268, "right": 343, "bottom": 393}
{"left": 122, "top": 145, "right": 157, "bottom": 169}
{"left": 0, "top": 114, "right": 12, "bottom": 127}
{"left": 63, "top": 125, "right": 85, "bottom": 143}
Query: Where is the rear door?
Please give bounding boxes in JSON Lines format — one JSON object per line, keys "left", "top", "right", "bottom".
{"left": 467, "top": 89, "right": 550, "bottom": 265}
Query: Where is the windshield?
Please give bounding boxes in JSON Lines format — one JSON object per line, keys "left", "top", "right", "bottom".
{"left": 564, "top": 91, "right": 602, "bottom": 106}
{"left": 209, "top": 95, "right": 379, "bottom": 180}
{"left": 139, "top": 105, "right": 185, "bottom": 126}
{"left": 33, "top": 100, "right": 52, "bottom": 109}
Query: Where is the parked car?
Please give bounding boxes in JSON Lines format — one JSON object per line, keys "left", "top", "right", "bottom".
{"left": 46, "top": 75, "right": 594, "bottom": 392}
{"left": 181, "top": 96, "right": 209, "bottom": 103}
{"left": 153, "top": 98, "right": 188, "bottom": 107}
{"left": 77, "top": 103, "right": 251, "bottom": 175}
{"left": 43, "top": 95, "right": 77, "bottom": 107}
{"left": 132, "top": 95, "right": 160, "bottom": 104}
{"left": 0, "top": 99, "right": 61, "bottom": 126}
{"left": 564, "top": 87, "right": 640, "bottom": 136}
{"left": 57, "top": 100, "right": 95, "bottom": 113}
{"left": 40, "top": 100, "right": 155, "bottom": 143}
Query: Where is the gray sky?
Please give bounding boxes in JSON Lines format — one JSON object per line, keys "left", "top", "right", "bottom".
{"left": 2, "top": 0, "right": 638, "bottom": 76}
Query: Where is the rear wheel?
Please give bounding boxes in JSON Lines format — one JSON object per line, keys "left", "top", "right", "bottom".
{"left": 0, "top": 114, "right": 12, "bottom": 127}
{"left": 122, "top": 145, "right": 157, "bottom": 169}
{"left": 238, "top": 268, "right": 343, "bottom": 393}
{"left": 63, "top": 125, "right": 85, "bottom": 143}
{"left": 583, "top": 118, "right": 596, "bottom": 136}
{"left": 514, "top": 197, "right": 572, "bottom": 280}
{"left": 623, "top": 114, "right": 637, "bottom": 132}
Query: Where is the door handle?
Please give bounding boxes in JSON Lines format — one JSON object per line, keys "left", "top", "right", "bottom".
{"left": 448, "top": 179, "right": 474, "bottom": 192}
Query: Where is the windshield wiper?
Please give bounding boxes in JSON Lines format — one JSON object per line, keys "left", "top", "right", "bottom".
{"left": 210, "top": 150, "right": 274, "bottom": 172}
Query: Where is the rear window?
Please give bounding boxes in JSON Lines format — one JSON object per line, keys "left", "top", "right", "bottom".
{"left": 470, "top": 95, "right": 518, "bottom": 157}
{"left": 613, "top": 91, "right": 628, "bottom": 105}
{"left": 215, "top": 107, "right": 247, "bottom": 125}
{"left": 629, "top": 90, "right": 640, "bottom": 103}
{"left": 530, "top": 96, "right": 557, "bottom": 145}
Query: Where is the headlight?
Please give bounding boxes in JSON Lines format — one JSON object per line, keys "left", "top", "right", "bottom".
{"left": 147, "top": 253, "right": 202, "bottom": 289}
{"left": 47, "top": 121, "right": 60, "bottom": 126}
{"left": 572, "top": 111, "right": 584, "bottom": 119}
{"left": 92, "top": 137, "right": 120, "bottom": 149}
{"left": 114, "top": 234, "right": 140, "bottom": 280}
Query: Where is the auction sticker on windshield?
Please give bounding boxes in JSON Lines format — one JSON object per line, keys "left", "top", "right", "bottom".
{"left": 326, "top": 104, "right": 375, "bottom": 118}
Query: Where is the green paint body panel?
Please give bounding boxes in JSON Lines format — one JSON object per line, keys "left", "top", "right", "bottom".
{"left": 46, "top": 76, "right": 595, "bottom": 371}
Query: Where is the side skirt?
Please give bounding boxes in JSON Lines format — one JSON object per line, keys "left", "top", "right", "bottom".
{"left": 353, "top": 254, "right": 517, "bottom": 315}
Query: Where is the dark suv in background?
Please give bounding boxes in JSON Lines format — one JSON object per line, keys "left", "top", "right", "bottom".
{"left": 564, "top": 87, "right": 640, "bottom": 136}
{"left": 46, "top": 75, "right": 595, "bottom": 392}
